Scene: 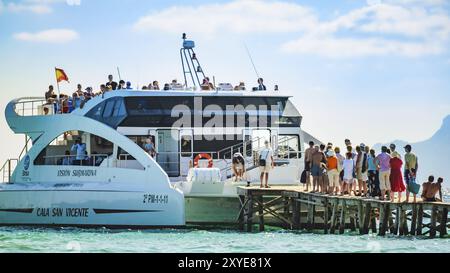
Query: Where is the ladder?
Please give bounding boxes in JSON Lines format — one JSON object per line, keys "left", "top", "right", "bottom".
{"left": 180, "top": 33, "right": 207, "bottom": 88}
{"left": 0, "top": 136, "right": 32, "bottom": 184}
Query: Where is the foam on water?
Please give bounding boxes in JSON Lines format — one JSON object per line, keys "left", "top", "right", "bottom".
{"left": 0, "top": 227, "right": 448, "bottom": 253}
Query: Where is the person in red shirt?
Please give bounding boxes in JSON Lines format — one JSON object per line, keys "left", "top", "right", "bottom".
{"left": 390, "top": 154, "right": 406, "bottom": 202}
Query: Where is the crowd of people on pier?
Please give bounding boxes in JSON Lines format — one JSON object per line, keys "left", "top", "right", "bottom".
{"left": 43, "top": 74, "right": 271, "bottom": 114}
{"left": 229, "top": 138, "right": 445, "bottom": 203}
{"left": 300, "top": 139, "right": 444, "bottom": 203}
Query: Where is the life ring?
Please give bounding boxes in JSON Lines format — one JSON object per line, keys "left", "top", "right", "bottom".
{"left": 193, "top": 153, "right": 214, "bottom": 168}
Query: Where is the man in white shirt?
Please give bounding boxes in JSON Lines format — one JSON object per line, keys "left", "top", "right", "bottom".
{"left": 259, "top": 140, "right": 275, "bottom": 188}
{"left": 71, "top": 139, "right": 87, "bottom": 165}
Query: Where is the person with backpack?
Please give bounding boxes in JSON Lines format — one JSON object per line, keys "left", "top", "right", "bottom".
{"left": 259, "top": 140, "right": 274, "bottom": 188}
{"left": 404, "top": 144, "right": 419, "bottom": 203}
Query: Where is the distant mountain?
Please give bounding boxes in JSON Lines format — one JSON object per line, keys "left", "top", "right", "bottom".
{"left": 373, "top": 115, "right": 450, "bottom": 188}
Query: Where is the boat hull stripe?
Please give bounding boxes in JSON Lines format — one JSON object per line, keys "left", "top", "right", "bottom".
{"left": 93, "top": 209, "right": 163, "bottom": 214}
{"left": 0, "top": 209, "right": 34, "bottom": 213}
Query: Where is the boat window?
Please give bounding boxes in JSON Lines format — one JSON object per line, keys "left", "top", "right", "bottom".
{"left": 282, "top": 100, "right": 301, "bottom": 117}
{"left": 86, "top": 97, "right": 128, "bottom": 128}
{"left": 34, "top": 131, "right": 113, "bottom": 166}
{"left": 92, "top": 101, "right": 106, "bottom": 118}
{"left": 126, "top": 135, "right": 156, "bottom": 157}
{"left": 103, "top": 100, "right": 115, "bottom": 118}
{"left": 113, "top": 99, "right": 126, "bottom": 117}
{"left": 117, "top": 147, "right": 145, "bottom": 170}
{"left": 278, "top": 135, "right": 301, "bottom": 159}
{"left": 193, "top": 135, "right": 243, "bottom": 159}
{"left": 119, "top": 96, "right": 300, "bottom": 128}
{"left": 181, "top": 135, "right": 192, "bottom": 157}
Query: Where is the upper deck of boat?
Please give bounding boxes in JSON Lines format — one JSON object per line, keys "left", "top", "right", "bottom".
{"left": 98, "top": 89, "right": 291, "bottom": 98}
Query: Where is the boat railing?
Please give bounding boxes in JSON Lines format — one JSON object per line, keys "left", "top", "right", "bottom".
{"left": 215, "top": 136, "right": 268, "bottom": 161}
{"left": 0, "top": 159, "right": 19, "bottom": 184}
{"left": 13, "top": 97, "right": 56, "bottom": 116}
{"left": 42, "top": 154, "right": 110, "bottom": 167}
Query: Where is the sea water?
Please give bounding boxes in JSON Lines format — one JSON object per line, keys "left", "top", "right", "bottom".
{"left": 2, "top": 196, "right": 449, "bottom": 253}
{"left": 0, "top": 227, "right": 449, "bottom": 253}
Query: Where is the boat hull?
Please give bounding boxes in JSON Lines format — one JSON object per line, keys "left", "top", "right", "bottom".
{"left": 0, "top": 188, "right": 185, "bottom": 228}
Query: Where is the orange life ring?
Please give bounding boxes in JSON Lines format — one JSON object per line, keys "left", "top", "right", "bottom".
{"left": 193, "top": 153, "right": 214, "bottom": 168}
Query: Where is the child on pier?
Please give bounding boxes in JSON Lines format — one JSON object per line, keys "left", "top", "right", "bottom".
{"left": 342, "top": 152, "right": 355, "bottom": 196}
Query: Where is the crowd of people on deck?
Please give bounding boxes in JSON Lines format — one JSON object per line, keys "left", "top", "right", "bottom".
{"left": 43, "top": 74, "right": 272, "bottom": 114}
{"left": 301, "top": 139, "right": 444, "bottom": 203}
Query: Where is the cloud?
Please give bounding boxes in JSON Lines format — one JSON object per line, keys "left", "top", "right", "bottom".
{"left": 0, "top": 0, "right": 80, "bottom": 14}
{"left": 133, "top": 0, "right": 317, "bottom": 35}
{"left": 376, "top": 0, "right": 447, "bottom": 6}
{"left": 6, "top": 2, "right": 52, "bottom": 14}
{"left": 281, "top": 36, "right": 443, "bottom": 58}
{"left": 132, "top": 0, "right": 450, "bottom": 58}
{"left": 282, "top": 3, "right": 450, "bottom": 58}
{"left": 13, "top": 29, "right": 79, "bottom": 43}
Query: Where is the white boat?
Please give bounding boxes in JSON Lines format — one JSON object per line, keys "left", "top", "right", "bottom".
{"left": 0, "top": 35, "right": 320, "bottom": 228}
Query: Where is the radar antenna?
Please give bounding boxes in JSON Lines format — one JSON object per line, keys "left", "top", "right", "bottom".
{"left": 180, "top": 33, "right": 207, "bottom": 88}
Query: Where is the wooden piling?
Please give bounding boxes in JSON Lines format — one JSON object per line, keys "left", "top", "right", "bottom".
{"left": 417, "top": 204, "right": 424, "bottom": 235}
{"left": 394, "top": 207, "right": 400, "bottom": 235}
{"left": 362, "top": 203, "right": 371, "bottom": 234}
{"left": 399, "top": 207, "right": 405, "bottom": 236}
{"left": 339, "top": 200, "right": 346, "bottom": 234}
{"left": 330, "top": 199, "right": 338, "bottom": 234}
{"left": 292, "top": 198, "right": 300, "bottom": 230}
{"left": 440, "top": 207, "right": 448, "bottom": 238}
{"left": 357, "top": 200, "right": 364, "bottom": 234}
{"left": 401, "top": 208, "right": 409, "bottom": 236}
{"left": 323, "top": 197, "right": 329, "bottom": 234}
{"left": 410, "top": 204, "right": 418, "bottom": 235}
{"left": 388, "top": 209, "right": 395, "bottom": 234}
{"left": 258, "top": 195, "right": 264, "bottom": 232}
{"left": 379, "top": 203, "right": 389, "bottom": 236}
{"left": 246, "top": 194, "right": 254, "bottom": 233}
{"left": 238, "top": 195, "right": 245, "bottom": 231}
{"left": 430, "top": 205, "right": 437, "bottom": 238}
{"left": 307, "top": 195, "right": 313, "bottom": 232}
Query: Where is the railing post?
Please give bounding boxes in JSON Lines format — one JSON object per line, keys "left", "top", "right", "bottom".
{"left": 7, "top": 159, "right": 11, "bottom": 184}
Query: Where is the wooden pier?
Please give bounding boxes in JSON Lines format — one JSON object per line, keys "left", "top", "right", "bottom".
{"left": 237, "top": 186, "right": 449, "bottom": 238}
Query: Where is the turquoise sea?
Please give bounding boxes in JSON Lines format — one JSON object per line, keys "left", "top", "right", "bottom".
{"left": 0, "top": 227, "right": 449, "bottom": 253}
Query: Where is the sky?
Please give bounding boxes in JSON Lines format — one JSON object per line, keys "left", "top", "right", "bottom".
{"left": 0, "top": 0, "right": 449, "bottom": 162}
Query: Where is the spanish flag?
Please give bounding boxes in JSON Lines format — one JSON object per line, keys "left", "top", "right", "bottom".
{"left": 55, "top": 68, "right": 69, "bottom": 83}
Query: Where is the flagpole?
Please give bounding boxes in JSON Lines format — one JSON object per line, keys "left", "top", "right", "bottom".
{"left": 55, "top": 67, "right": 62, "bottom": 114}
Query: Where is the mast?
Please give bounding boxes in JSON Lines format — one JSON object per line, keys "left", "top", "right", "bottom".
{"left": 180, "top": 33, "right": 206, "bottom": 88}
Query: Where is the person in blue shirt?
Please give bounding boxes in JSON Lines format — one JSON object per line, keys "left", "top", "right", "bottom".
{"left": 143, "top": 137, "right": 156, "bottom": 158}
{"left": 71, "top": 139, "right": 87, "bottom": 165}
{"left": 61, "top": 150, "right": 73, "bottom": 166}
